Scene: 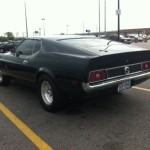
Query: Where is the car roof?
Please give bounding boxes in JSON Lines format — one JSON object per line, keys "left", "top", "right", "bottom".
{"left": 27, "top": 35, "right": 97, "bottom": 41}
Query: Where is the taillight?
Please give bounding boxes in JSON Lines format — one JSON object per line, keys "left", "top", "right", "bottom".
{"left": 142, "top": 62, "right": 150, "bottom": 71}
{"left": 89, "top": 70, "right": 107, "bottom": 83}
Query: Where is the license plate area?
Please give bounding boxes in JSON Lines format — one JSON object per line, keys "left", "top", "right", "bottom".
{"left": 118, "top": 80, "right": 131, "bottom": 92}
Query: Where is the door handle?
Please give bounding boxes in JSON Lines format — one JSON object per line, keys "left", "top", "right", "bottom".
{"left": 23, "top": 60, "right": 28, "bottom": 64}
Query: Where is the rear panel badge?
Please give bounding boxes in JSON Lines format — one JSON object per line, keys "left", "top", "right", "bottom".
{"left": 124, "top": 66, "right": 130, "bottom": 75}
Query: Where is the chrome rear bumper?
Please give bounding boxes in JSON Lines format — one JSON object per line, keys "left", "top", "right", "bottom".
{"left": 82, "top": 72, "right": 150, "bottom": 92}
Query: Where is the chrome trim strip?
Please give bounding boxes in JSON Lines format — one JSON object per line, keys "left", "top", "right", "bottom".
{"left": 107, "top": 71, "right": 142, "bottom": 80}
{"left": 88, "top": 61, "right": 150, "bottom": 84}
{"left": 106, "top": 62, "right": 142, "bottom": 70}
{"left": 82, "top": 72, "right": 150, "bottom": 92}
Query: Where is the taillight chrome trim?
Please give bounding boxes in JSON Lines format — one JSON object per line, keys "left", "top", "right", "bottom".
{"left": 88, "top": 61, "right": 150, "bottom": 84}
{"left": 87, "top": 61, "right": 150, "bottom": 85}
{"left": 88, "top": 69, "right": 108, "bottom": 83}
{"left": 141, "top": 61, "right": 150, "bottom": 71}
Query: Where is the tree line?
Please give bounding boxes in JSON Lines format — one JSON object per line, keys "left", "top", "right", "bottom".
{"left": 0, "top": 32, "right": 24, "bottom": 42}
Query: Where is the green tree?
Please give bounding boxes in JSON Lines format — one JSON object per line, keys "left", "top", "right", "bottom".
{"left": 0, "top": 36, "right": 7, "bottom": 42}
{"left": 5, "top": 32, "right": 14, "bottom": 41}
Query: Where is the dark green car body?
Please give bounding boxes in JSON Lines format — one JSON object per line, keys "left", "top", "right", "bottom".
{"left": 0, "top": 36, "right": 150, "bottom": 97}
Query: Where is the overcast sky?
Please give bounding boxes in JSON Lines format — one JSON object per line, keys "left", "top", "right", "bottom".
{"left": 0, "top": 0, "right": 150, "bottom": 37}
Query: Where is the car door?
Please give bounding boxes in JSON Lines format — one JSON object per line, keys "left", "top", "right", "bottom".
{"left": 4, "top": 39, "right": 41, "bottom": 83}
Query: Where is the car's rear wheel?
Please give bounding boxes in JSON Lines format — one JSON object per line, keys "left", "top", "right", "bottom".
{"left": 37, "top": 75, "right": 64, "bottom": 112}
{"left": 0, "top": 70, "right": 10, "bottom": 86}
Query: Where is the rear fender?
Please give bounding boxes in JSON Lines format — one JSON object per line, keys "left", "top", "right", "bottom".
{"left": 36, "top": 67, "right": 55, "bottom": 83}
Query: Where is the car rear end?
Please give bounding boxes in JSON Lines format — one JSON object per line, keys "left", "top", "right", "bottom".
{"left": 58, "top": 36, "right": 150, "bottom": 95}
{"left": 82, "top": 48, "right": 150, "bottom": 93}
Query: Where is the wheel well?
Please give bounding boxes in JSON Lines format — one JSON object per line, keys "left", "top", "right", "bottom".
{"left": 36, "top": 72, "right": 55, "bottom": 85}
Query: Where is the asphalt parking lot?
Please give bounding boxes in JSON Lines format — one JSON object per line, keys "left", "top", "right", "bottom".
{"left": 0, "top": 41, "right": 150, "bottom": 150}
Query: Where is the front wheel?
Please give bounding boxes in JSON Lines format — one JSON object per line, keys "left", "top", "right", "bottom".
{"left": 37, "top": 75, "right": 64, "bottom": 112}
{"left": 0, "top": 70, "right": 10, "bottom": 86}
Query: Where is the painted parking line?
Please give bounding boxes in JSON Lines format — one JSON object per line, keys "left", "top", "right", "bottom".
{"left": 132, "top": 86, "right": 150, "bottom": 92}
{"left": 0, "top": 102, "right": 53, "bottom": 150}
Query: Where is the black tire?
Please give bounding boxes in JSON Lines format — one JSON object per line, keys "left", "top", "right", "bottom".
{"left": 37, "top": 74, "right": 64, "bottom": 112}
{"left": 0, "top": 70, "right": 10, "bottom": 86}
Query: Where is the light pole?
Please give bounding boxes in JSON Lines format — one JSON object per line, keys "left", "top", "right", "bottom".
{"left": 82, "top": 22, "right": 84, "bottom": 33}
{"left": 39, "top": 28, "right": 41, "bottom": 36}
{"left": 98, "top": 0, "right": 101, "bottom": 38}
{"left": 66, "top": 25, "right": 69, "bottom": 35}
{"left": 104, "top": 0, "right": 106, "bottom": 36}
{"left": 24, "top": 1, "right": 28, "bottom": 37}
{"left": 42, "top": 18, "right": 45, "bottom": 36}
{"left": 117, "top": 0, "right": 120, "bottom": 40}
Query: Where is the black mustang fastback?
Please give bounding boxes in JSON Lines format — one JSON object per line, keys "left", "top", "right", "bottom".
{"left": 0, "top": 35, "right": 150, "bottom": 112}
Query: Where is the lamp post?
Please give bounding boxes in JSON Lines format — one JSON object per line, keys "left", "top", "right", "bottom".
{"left": 104, "top": 0, "right": 106, "bottom": 36}
{"left": 24, "top": 1, "right": 28, "bottom": 37}
{"left": 42, "top": 18, "right": 45, "bottom": 36}
{"left": 39, "top": 28, "right": 41, "bottom": 36}
{"left": 117, "top": 0, "right": 120, "bottom": 40}
{"left": 98, "top": 0, "right": 101, "bottom": 38}
{"left": 82, "top": 22, "right": 84, "bottom": 33}
{"left": 66, "top": 25, "right": 69, "bottom": 35}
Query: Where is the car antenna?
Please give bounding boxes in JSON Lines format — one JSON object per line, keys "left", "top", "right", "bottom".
{"left": 99, "top": 41, "right": 112, "bottom": 52}
{"left": 107, "top": 40, "right": 113, "bottom": 45}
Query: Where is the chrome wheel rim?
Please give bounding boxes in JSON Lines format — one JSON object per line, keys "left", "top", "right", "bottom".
{"left": 41, "top": 81, "right": 53, "bottom": 105}
{"left": 0, "top": 71, "right": 3, "bottom": 82}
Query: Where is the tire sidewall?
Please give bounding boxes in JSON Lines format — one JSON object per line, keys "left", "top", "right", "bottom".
{"left": 37, "top": 75, "right": 62, "bottom": 112}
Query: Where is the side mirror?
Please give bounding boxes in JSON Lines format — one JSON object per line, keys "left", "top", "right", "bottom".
{"left": 16, "top": 51, "right": 22, "bottom": 57}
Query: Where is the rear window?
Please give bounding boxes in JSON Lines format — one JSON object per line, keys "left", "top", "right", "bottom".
{"left": 59, "top": 38, "right": 108, "bottom": 49}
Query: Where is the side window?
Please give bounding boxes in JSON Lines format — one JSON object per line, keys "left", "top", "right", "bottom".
{"left": 33, "top": 40, "right": 41, "bottom": 54}
{"left": 16, "top": 40, "right": 36, "bottom": 55}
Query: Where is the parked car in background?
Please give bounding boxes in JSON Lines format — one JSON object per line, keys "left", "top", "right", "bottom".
{"left": 0, "top": 36, "right": 150, "bottom": 112}
{"left": 0, "top": 42, "right": 8, "bottom": 46}
{"left": 128, "top": 34, "right": 144, "bottom": 42}
{"left": 0, "top": 41, "right": 20, "bottom": 53}
{"left": 128, "top": 35, "right": 136, "bottom": 42}
{"left": 108, "top": 34, "right": 132, "bottom": 44}
{"left": 136, "top": 36, "right": 143, "bottom": 42}
{"left": 147, "top": 35, "right": 150, "bottom": 40}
